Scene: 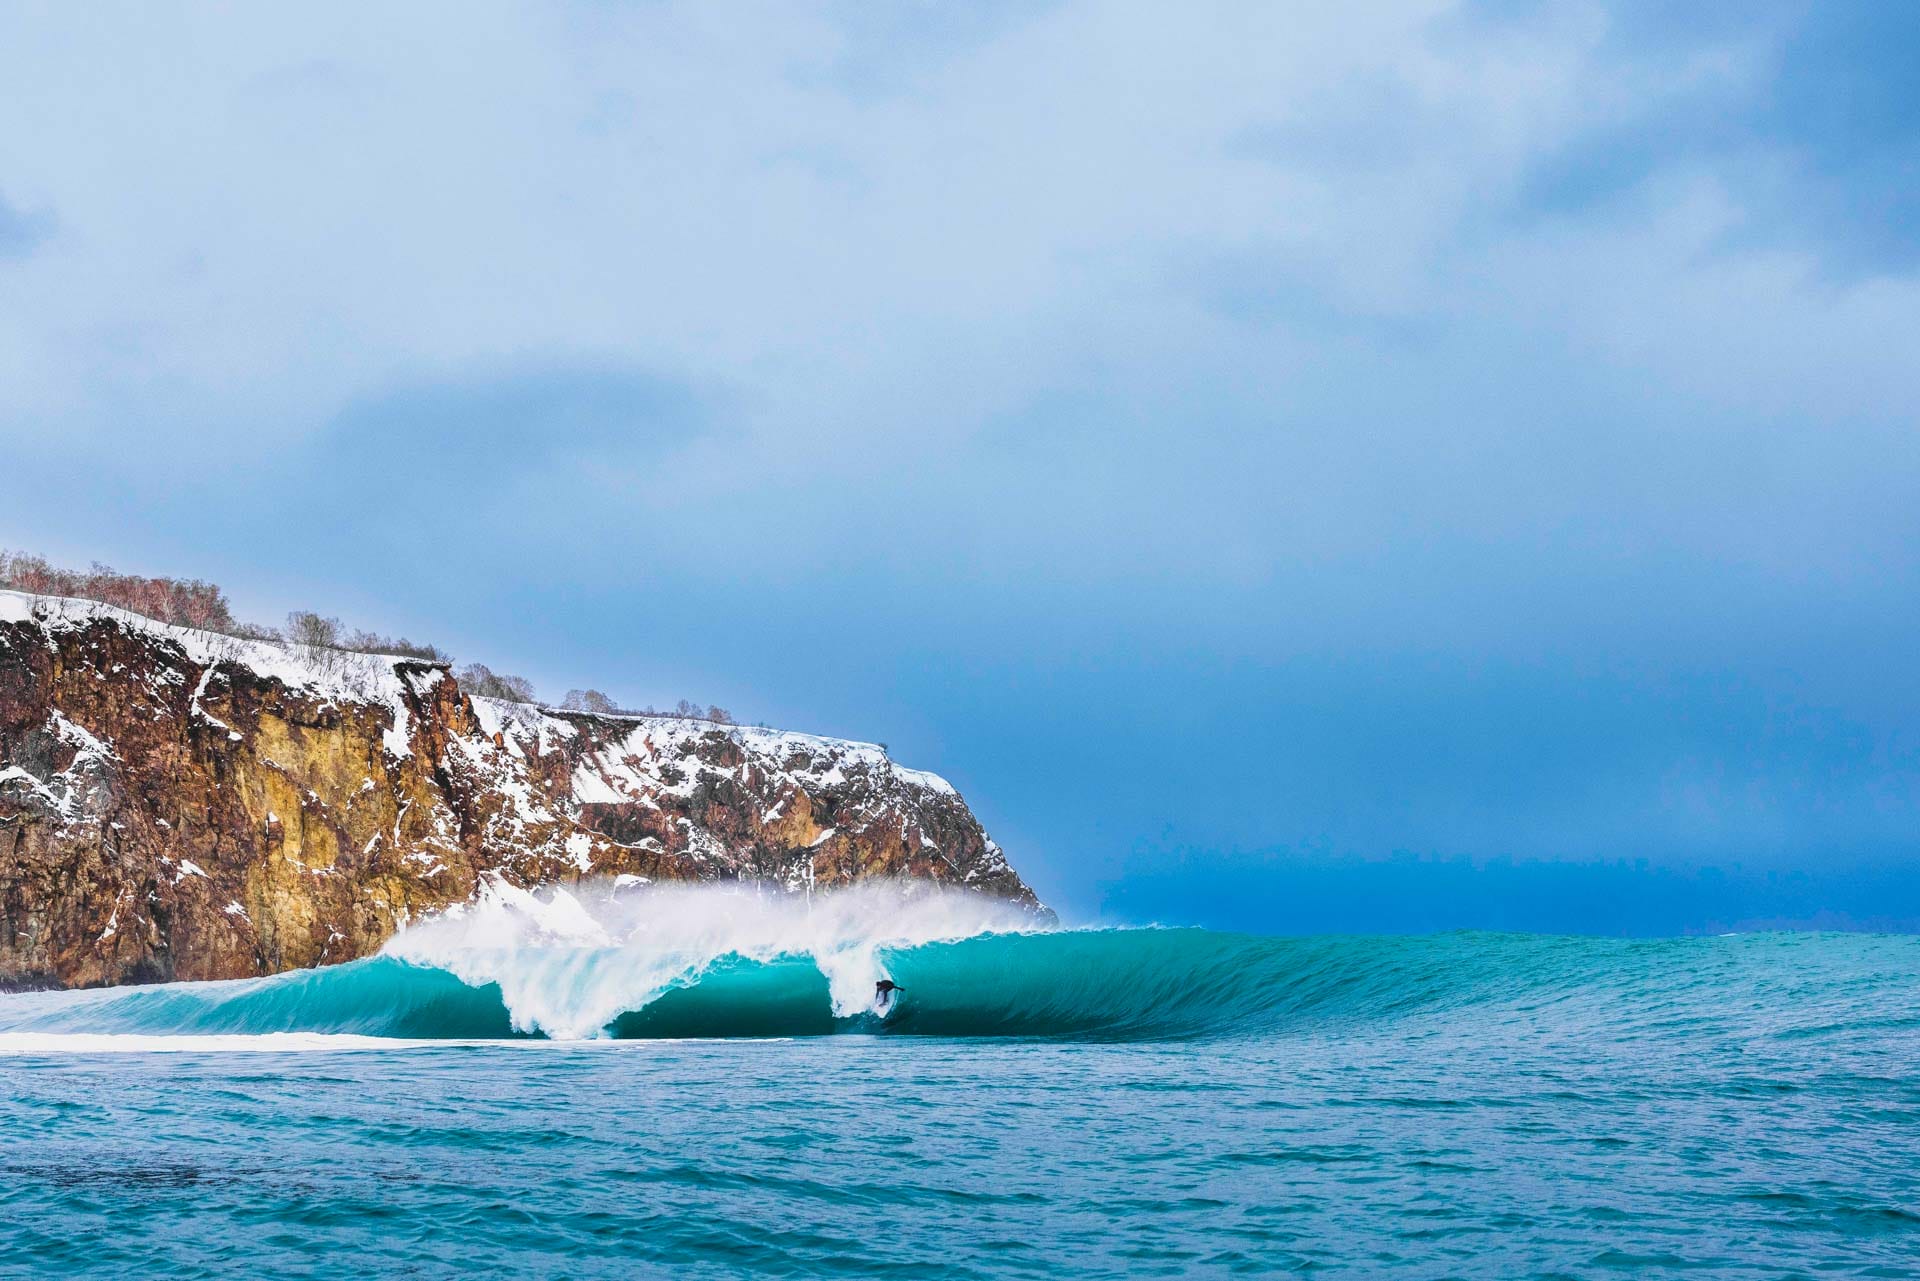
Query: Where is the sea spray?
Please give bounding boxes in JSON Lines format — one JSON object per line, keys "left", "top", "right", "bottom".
{"left": 380, "top": 876, "right": 1046, "bottom": 1039}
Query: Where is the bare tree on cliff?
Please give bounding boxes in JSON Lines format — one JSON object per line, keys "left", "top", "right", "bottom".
{"left": 285, "top": 611, "right": 343, "bottom": 648}
{"left": 0, "top": 551, "right": 238, "bottom": 632}
{"left": 285, "top": 611, "right": 346, "bottom": 675}
{"left": 562, "top": 689, "right": 619, "bottom": 714}
{"left": 459, "top": 663, "right": 537, "bottom": 704}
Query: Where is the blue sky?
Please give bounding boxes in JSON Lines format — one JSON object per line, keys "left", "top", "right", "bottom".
{"left": 3, "top": 2, "right": 1917, "bottom": 931}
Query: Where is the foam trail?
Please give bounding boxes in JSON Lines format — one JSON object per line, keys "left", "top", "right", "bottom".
{"left": 381, "top": 876, "right": 1043, "bottom": 1039}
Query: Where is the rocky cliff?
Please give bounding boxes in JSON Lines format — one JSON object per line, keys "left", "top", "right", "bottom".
{"left": 0, "top": 590, "right": 1041, "bottom": 989}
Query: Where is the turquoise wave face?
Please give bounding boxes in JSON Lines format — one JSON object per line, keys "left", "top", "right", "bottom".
{"left": 5, "top": 928, "right": 1914, "bottom": 1043}
{"left": 0, "top": 955, "right": 520, "bottom": 1039}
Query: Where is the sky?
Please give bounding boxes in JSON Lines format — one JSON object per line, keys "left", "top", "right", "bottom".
{"left": 2, "top": 1, "right": 1917, "bottom": 932}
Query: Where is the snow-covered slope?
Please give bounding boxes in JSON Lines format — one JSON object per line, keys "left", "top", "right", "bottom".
{"left": 0, "top": 590, "right": 1042, "bottom": 989}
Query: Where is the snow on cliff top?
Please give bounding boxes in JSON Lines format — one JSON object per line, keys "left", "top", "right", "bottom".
{"left": 0, "top": 589, "right": 960, "bottom": 793}
{"left": 0, "top": 589, "right": 439, "bottom": 758}
{"left": 471, "top": 697, "right": 961, "bottom": 800}
{"left": 0, "top": 589, "right": 431, "bottom": 686}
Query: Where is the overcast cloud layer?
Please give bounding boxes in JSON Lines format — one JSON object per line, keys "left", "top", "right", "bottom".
{"left": 3, "top": 1, "right": 1917, "bottom": 929}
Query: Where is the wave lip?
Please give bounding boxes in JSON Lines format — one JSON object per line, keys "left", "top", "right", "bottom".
{"left": 376, "top": 876, "right": 1047, "bottom": 1039}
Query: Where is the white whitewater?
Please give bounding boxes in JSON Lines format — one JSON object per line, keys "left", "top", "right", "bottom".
{"left": 380, "top": 876, "right": 1045, "bottom": 1040}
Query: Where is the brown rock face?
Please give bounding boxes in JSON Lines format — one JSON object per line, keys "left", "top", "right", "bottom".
{"left": 0, "top": 592, "right": 1043, "bottom": 989}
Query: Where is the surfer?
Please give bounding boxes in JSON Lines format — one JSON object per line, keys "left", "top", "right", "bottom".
{"left": 874, "top": 979, "right": 904, "bottom": 1009}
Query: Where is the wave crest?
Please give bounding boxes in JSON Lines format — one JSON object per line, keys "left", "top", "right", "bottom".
{"left": 17, "top": 887, "right": 1883, "bottom": 1047}
{"left": 3, "top": 881, "right": 1321, "bottom": 1043}
{"left": 381, "top": 877, "right": 1041, "bottom": 1038}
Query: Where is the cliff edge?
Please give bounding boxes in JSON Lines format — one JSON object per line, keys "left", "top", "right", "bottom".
{"left": 0, "top": 590, "right": 1042, "bottom": 988}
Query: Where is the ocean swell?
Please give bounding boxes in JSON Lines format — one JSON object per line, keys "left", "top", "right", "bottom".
{"left": 0, "top": 927, "right": 1374, "bottom": 1044}
{"left": 6, "top": 881, "right": 1908, "bottom": 1048}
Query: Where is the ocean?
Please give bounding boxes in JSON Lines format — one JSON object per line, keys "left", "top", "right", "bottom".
{"left": 3, "top": 895, "right": 1918, "bottom": 1278}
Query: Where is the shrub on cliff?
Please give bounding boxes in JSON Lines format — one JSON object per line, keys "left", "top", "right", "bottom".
{"left": 619, "top": 698, "right": 735, "bottom": 724}
{"left": 559, "top": 691, "right": 736, "bottom": 723}
{"left": 459, "top": 663, "right": 538, "bottom": 704}
{"left": 347, "top": 632, "right": 450, "bottom": 662}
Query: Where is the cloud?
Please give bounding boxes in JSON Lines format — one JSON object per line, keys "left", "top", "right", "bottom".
{"left": 0, "top": 190, "right": 52, "bottom": 259}
{"left": 322, "top": 363, "right": 711, "bottom": 481}
{"left": 0, "top": 2, "right": 1916, "bottom": 927}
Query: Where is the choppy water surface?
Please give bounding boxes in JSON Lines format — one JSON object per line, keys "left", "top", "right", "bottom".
{"left": 3, "top": 915, "right": 1919, "bottom": 1277}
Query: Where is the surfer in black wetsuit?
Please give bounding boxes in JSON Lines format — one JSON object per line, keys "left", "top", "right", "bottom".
{"left": 874, "top": 980, "right": 904, "bottom": 1008}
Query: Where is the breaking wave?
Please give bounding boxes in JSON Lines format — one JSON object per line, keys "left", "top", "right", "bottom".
{"left": 4, "top": 880, "right": 1908, "bottom": 1047}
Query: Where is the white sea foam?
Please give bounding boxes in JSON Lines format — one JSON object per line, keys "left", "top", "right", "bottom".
{"left": 0, "top": 1032, "right": 454, "bottom": 1054}
{"left": 381, "top": 876, "right": 1043, "bottom": 1040}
